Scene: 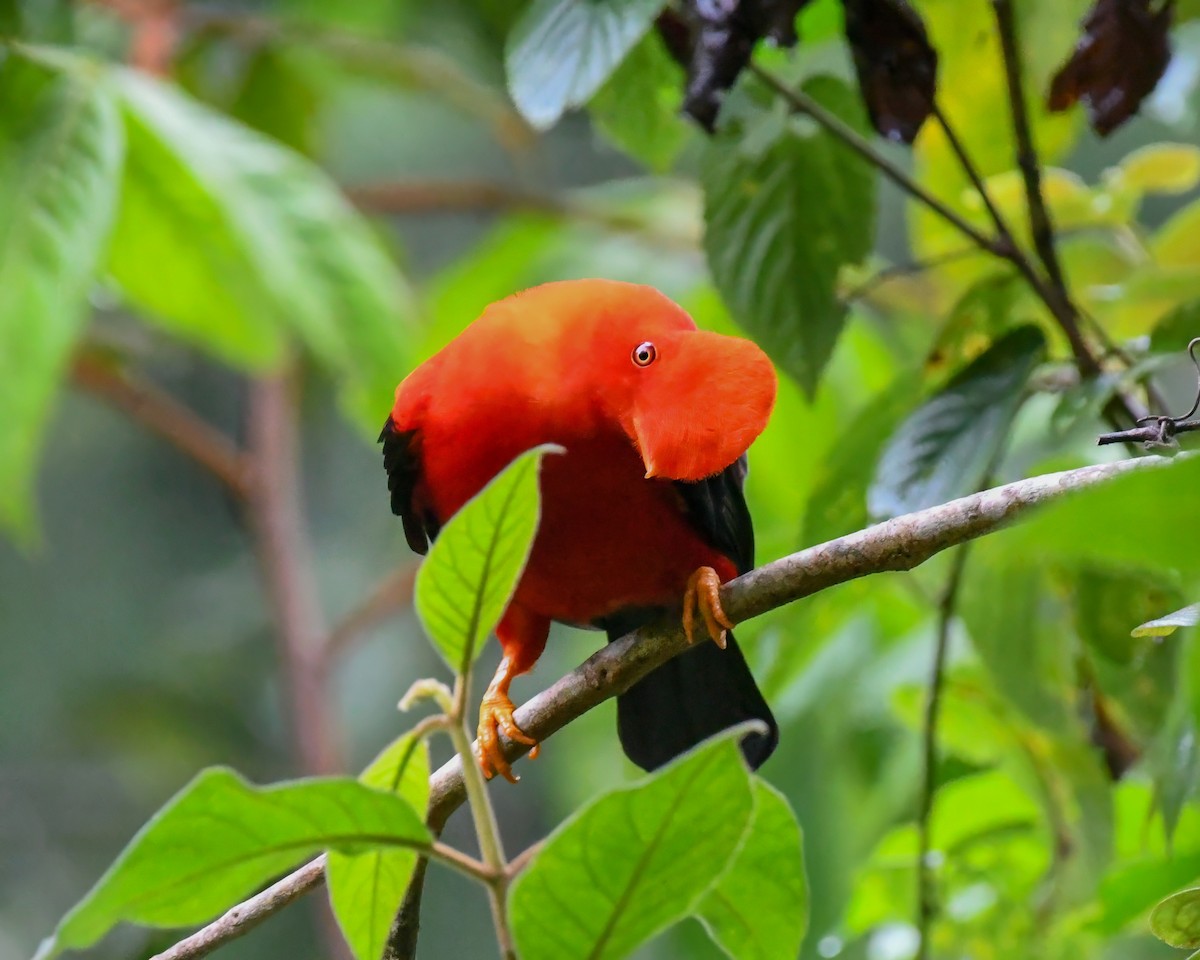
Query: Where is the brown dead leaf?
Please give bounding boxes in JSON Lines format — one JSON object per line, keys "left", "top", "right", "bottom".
{"left": 843, "top": 0, "right": 938, "bottom": 144}
{"left": 657, "top": 0, "right": 813, "bottom": 132}
{"left": 1048, "top": 0, "right": 1174, "bottom": 137}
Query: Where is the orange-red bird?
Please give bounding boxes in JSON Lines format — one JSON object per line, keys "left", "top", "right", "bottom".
{"left": 381, "top": 279, "right": 778, "bottom": 781}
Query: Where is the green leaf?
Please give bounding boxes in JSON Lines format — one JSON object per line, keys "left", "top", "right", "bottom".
{"left": 0, "top": 51, "right": 122, "bottom": 539}
{"left": 328, "top": 734, "right": 432, "bottom": 960}
{"left": 505, "top": 0, "right": 667, "bottom": 129}
{"left": 868, "top": 326, "right": 1045, "bottom": 518}
{"left": 508, "top": 728, "right": 756, "bottom": 960}
{"left": 702, "top": 76, "right": 876, "bottom": 396}
{"left": 589, "top": 31, "right": 689, "bottom": 172}
{"left": 415, "top": 446, "right": 556, "bottom": 672}
{"left": 1116, "top": 143, "right": 1200, "bottom": 196}
{"left": 960, "top": 548, "right": 1073, "bottom": 730}
{"left": 1152, "top": 888, "right": 1200, "bottom": 949}
{"left": 695, "top": 780, "right": 807, "bottom": 960}
{"left": 1135, "top": 604, "right": 1200, "bottom": 638}
{"left": 109, "top": 68, "right": 413, "bottom": 427}
{"left": 1004, "top": 455, "right": 1200, "bottom": 576}
{"left": 37, "top": 769, "right": 430, "bottom": 959}
{"left": 802, "top": 373, "right": 921, "bottom": 545}
{"left": 1152, "top": 696, "right": 1200, "bottom": 849}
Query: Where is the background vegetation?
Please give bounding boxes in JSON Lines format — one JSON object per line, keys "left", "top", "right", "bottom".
{"left": 3, "top": 1, "right": 1200, "bottom": 958}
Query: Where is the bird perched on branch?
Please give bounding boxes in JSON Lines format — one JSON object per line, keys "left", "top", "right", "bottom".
{"left": 380, "top": 279, "right": 778, "bottom": 782}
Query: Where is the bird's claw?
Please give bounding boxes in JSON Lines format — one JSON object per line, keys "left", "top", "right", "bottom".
{"left": 475, "top": 691, "right": 538, "bottom": 783}
{"left": 683, "top": 566, "right": 733, "bottom": 649}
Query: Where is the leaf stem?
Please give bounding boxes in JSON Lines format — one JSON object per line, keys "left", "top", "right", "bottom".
{"left": 70, "top": 355, "right": 251, "bottom": 499}
{"left": 448, "top": 712, "right": 516, "bottom": 960}
{"left": 426, "top": 841, "right": 496, "bottom": 885}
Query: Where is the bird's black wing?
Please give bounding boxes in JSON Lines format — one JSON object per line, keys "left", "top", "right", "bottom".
{"left": 379, "top": 418, "right": 440, "bottom": 555}
{"left": 672, "top": 453, "right": 754, "bottom": 575}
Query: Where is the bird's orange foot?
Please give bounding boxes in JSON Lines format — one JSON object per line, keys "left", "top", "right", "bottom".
{"left": 475, "top": 690, "right": 539, "bottom": 783}
{"left": 683, "top": 566, "right": 734, "bottom": 650}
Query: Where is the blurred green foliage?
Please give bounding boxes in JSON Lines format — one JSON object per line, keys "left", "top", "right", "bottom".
{"left": 3, "top": 0, "right": 1200, "bottom": 959}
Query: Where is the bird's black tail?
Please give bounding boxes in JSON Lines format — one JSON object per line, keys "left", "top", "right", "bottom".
{"left": 607, "top": 627, "right": 778, "bottom": 772}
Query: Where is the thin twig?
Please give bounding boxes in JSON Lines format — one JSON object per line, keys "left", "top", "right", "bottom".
{"left": 749, "top": 64, "right": 1005, "bottom": 257}
{"left": 146, "top": 839, "right": 489, "bottom": 960}
{"left": 915, "top": 544, "right": 971, "bottom": 960}
{"left": 505, "top": 841, "right": 544, "bottom": 879}
{"left": 345, "top": 179, "right": 701, "bottom": 250}
{"left": 992, "top": 0, "right": 1067, "bottom": 293}
{"left": 1098, "top": 420, "right": 1200, "bottom": 447}
{"left": 70, "top": 356, "right": 251, "bottom": 500}
{"left": 147, "top": 454, "right": 1177, "bottom": 960}
{"left": 841, "top": 247, "right": 985, "bottom": 304}
{"left": 931, "top": 102, "right": 1015, "bottom": 253}
{"left": 751, "top": 63, "right": 1130, "bottom": 410}
{"left": 427, "top": 841, "right": 495, "bottom": 885}
{"left": 935, "top": 90, "right": 1162, "bottom": 421}
{"left": 148, "top": 858, "right": 328, "bottom": 960}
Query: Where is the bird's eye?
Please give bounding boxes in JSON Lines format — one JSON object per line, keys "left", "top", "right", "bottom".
{"left": 632, "top": 341, "right": 657, "bottom": 367}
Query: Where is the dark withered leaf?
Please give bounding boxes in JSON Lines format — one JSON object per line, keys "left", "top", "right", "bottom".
{"left": 1048, "top": 0, "right": 1174, "bottom": 137}
{"left": 842, "top": 0, "right": 937, "bottom": 144}
{"left": 658, "top": 0, "right": 813, "bottom": 133}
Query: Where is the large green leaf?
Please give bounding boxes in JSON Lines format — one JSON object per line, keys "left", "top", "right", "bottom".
{"left": 0, "top": 51, "right": 122, "bottom": 539}
{"left": 36, "top": 769, "right": 429, "bottom": 959}
{"left": 868, "top": 326, "right": 1045, "bottom": 518}
{"left": 327, "top": 734, "right": 431, "bottom": 960}
{"left": 695, "top": 780, "right": 807, "bottom": 960}
{"left": 589, "top": 31, "right": 690, "bottom": 172}
{"left": 702, "top": 76, "right": 876, "bottom": 396}
{"left": 1002, "top": 455, "right": 1200, "bottom": 576}
{"left": 960, "top": 549, "right": 1073, "bottom": 731}
{"left": 504, "top": 0, "right": 667, "bottom": 129}
{"left": 414, "top": 446, "right": 555, "bottom": 672}
{"left": 108, "top": 68, "right": 413, "bottom": 427}
{"left": 508, "top": 728, "right": 756, "bottom": 960}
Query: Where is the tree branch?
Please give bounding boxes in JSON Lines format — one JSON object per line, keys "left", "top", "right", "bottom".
{"left": 149, "top": 857, "right": 328, "bottom": 960}
{"left": 245, "top": 372, "right": 342, "bottom": 777}
{"left": 144, "top": 453, "right": 1174, "bottom": 960}
{"left": 70, "top": 356, "right": 251, "bottom": 500}
{"left": 244, "top": 372, "right": 348, "bottom": 959}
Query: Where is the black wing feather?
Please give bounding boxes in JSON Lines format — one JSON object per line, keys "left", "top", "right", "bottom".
{"left": 379, "top": 418, "right": 440, "bottom": 555}
{"left": 672, "top": 454, "right": 754, "bottom": 574}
